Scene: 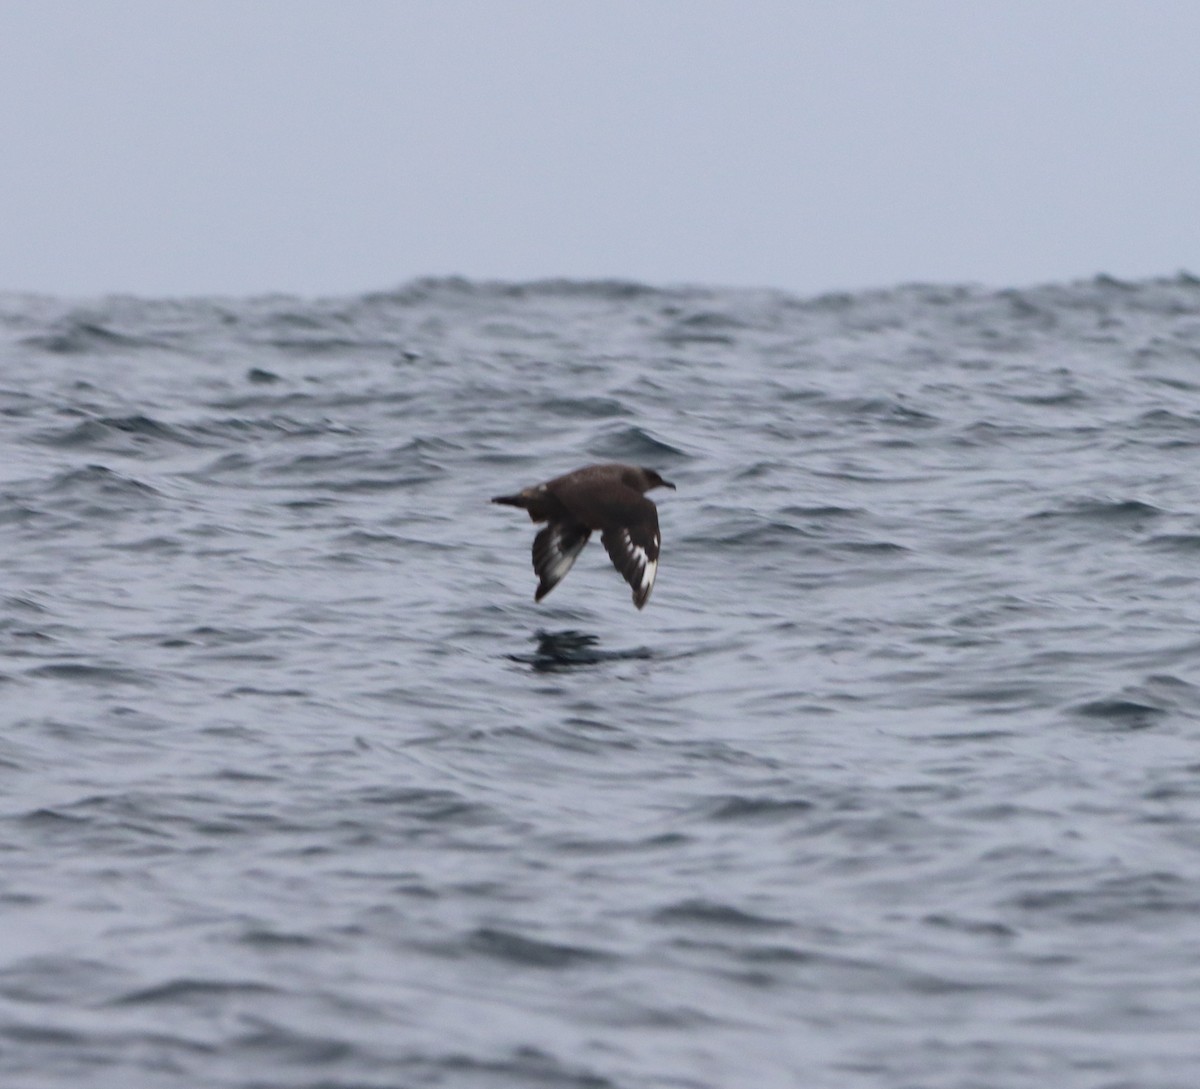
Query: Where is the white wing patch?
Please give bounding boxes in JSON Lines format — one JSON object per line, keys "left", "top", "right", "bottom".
{"left": 623, "top": 532, "right": 650, "bottom": 586}
{"left": 544, "top": 524, "right": 583, "bottom": 582}
{"left": 533, "top": 520, "right": 591, "bottom": 601}
{"left": 638, "top": 532, "right": 660, "bottom": 596}
{"left": 618, "top": 529, "right": 657, "bottom": 606}
{"left": 601, "top": 521, "right": 661, "bottom": 609}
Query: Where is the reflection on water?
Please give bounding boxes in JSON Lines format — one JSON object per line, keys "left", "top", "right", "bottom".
{"left": 509, "top": 629, "right": 655, "bottom": 671}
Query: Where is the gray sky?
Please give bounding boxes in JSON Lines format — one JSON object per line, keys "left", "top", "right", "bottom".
{"left": 2, "top": 1, "right": 1198, "bottom": 297}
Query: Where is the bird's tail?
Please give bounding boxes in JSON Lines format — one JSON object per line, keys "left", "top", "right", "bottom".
{"left": 491, "top": 493, "right": 527, "bottom": 508}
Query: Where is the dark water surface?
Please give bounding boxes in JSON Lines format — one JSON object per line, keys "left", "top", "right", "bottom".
{"left": 4, "top": 276, "right": 1200, "bottom": 1087}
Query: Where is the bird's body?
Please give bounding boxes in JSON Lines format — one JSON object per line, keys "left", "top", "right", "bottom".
{"left": 492, "top": 463, "right": 675, "bottom": 609}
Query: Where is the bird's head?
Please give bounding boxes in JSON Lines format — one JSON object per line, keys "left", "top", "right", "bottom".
{"left": 640, "top": 468, "right": 676, "bottom": 493}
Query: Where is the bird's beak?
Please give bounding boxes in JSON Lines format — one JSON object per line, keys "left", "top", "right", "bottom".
{"left": 662, "top": 479, "right": 676, "bottom": 490}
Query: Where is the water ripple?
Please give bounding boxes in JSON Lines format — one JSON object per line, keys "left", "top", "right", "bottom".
{"left": 4, "top": 276, "right": 1200, "bottom": 1088}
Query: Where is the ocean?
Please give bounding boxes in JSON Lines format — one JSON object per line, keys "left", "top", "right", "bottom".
{"left": 3, "top": 275, "right": 1200, "bottom": 1088}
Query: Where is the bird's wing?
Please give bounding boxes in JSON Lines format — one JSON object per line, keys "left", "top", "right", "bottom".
{"left": 600, "top": 498, "right": 661, "bottom": 610}
{"left": 532, "top": 519, "right": 591, "bottom": 601}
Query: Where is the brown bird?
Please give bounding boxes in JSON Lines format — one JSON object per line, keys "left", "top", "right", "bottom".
{"left": 492, "top": 463, "right": 675, "bottom": 609}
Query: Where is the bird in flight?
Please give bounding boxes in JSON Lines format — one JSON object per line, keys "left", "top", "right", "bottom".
{"left": 492, "top": 463, "right": 675, "bottom": 609}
